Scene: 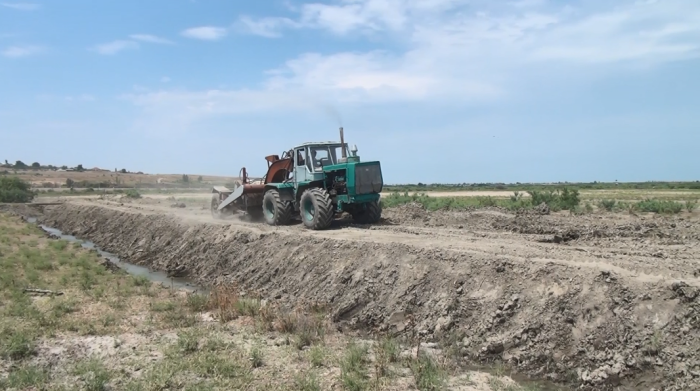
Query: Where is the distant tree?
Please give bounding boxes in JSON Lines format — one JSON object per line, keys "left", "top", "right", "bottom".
{"left": 31, "top": 162, "right": 40, "bottom": 169}
{"left": 61, "top": 165, "right": 68, "bottom": 170}
{"left": 120, "top": 169, "right": 127, "bottom": 174}
{"left": 76, "top": 164, "right": 84, "bottom": 172}
{"left": 182, "top": 174, "right": 189, "bottom": 183}
{"left": 66, "top": 178, "right": 74, "bottom": 189}
{"left": 14, "top": 160, "right": 27, "bottom": 169}
{"left": 4, "top": 159, "right": 7, "bottom": 165}
{"left": 197, "top": 175, "right": 203, "bottom": 182}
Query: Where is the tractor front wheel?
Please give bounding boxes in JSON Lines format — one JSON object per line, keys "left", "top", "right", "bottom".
{"left": 262, "top": 189, "right": 293, "bottom": 226}
{"left": 300, "top": 188, "right": 334, "bottom": 230}
{"left": 351, "top": 200, "right": 382, "bottom": 224}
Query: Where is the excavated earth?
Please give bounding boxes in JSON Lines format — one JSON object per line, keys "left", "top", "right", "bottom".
{"left": 14, "top": 197, "right": 700, "bottom": 390}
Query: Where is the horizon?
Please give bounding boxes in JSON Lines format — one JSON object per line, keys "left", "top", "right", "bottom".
{"left": 2, "top": 162, "right": 698, "bottom": 187}
{"left": 1, "top": 0, "right": 699, "bottom": 183}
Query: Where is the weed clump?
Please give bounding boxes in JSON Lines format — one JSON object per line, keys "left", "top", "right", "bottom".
{"left": 409, "top": 350, "right": 445, "bottom": 391}
{"left": 340, "top": 341, "right": 370, "bottom": 391}
{"left": 124, "top": 189, "right": 141, "bottom": 198}
{"left": 598, "top": 199, "right": 617, "bottom": 211}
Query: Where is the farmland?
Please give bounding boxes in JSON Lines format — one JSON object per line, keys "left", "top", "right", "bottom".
{"left": 1, "top": 174, "right": 700, "bottom": 390}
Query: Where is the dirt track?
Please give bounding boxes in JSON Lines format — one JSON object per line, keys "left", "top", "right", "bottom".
{"left": 20, "top": 196, "right": 700, "bottom": 390}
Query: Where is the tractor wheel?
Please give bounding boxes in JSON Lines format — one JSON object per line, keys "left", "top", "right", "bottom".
{"left": 299, "top": 188, "right": 334, "bottom": 230}
{"left": 262, "top": 189, "right": 293, "bottom": 226}
{"left": 351, "top": 200, "right": 382, "bottom": 224}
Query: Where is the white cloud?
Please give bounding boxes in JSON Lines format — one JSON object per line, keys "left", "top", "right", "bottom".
{"left": 129, "top": 34, "right": 174, "bottom": 45}
{"left": 1, "top": 45, "right": 44, "bottom": 58}
{"left": 181, "top": 26, "right": 227, "bottom": 41}
{"left": 1, "top": 2, "right": 40, "bottom": 11}
{"left": 238, "top": 0, "right": 700, "bottom": 66}
{"left": 236, "top": 16, "right": 299, "bottom": 38}
{"left": 127, "top": 0, "right": 700, "bottom": 136}
{"left": 91, "top": 40, "right": 139, "bottom": 55}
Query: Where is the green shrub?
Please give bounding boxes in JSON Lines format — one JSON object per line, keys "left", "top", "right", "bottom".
{"left": 124, "top": 189, "right": 141, "bottom": 198}
{"left": 476, "top": 196, "right": 497, "bottom": 207}
{"left": 686, "top": 199, "right": 698, "bottom": 212}
{"left": 634, "top": 199, "right": 684, "bottom": 214}
{"left": 0, "top": 177, "right": 34, "bottom": 203}
{"left": 527, "top": 187, "right": 580, "bottom": 211}
{"left": 598, "top": 199, "right": 617, "bottom": 211}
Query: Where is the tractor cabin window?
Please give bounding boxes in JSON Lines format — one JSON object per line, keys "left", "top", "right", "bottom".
{"left": 310, "top": 146, "right": 342, "bottom": 171}
{"left": 295, "top": 148, "right": 306, "bottom": 168}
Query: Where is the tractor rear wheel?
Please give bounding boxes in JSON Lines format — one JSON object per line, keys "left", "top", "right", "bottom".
{"left": 300, "top": 188, "right": 334, "bottom": 230}
{"left": 262, "top": 189, "right": 293, "bottom": 226}
{"left": 351, "top": 200, "right": 382, "bottom": 224}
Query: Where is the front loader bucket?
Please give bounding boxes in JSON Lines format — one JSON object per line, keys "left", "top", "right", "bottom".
{"left": 217, "top": 183, "right": 265, "bottom": 212}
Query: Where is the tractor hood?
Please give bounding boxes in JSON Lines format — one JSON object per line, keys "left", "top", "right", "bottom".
{"left": 323, "top": 160, "right": 383, "bottom": 195}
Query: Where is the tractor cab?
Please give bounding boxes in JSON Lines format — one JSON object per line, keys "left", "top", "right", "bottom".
{"left": 291, "top": 141, "right": 352, "bottom": 183}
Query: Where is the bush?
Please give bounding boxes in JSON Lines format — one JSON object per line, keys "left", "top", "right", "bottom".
{"left": 599, "top": 199, "right": 617, "bottom": 211}
{"left": 634, "top": 199, "right": 684, "bottom": 214}
{"left": 0, "top": 177, "right": 34, "bottom": 203}
{"left": 124, "top": 189, "right": 141, "bottom": 199}
{"left": 527, "top": 187, "right": 580, "bottom": 211}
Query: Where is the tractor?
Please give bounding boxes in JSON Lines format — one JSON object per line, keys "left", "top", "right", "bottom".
{"left": 210, "top": 127, "right": 383, "bottom": 230}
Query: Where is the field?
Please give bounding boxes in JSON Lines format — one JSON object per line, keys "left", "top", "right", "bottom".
{"left": 0, "top": 167, "right": 240, "bottom": 190}
{"left": 2, "top": 185, "right": 700, "bottom": 390}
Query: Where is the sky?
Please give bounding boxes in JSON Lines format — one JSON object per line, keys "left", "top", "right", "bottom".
{"left": 0, "top": 0, "right": 699, "bottom": 184}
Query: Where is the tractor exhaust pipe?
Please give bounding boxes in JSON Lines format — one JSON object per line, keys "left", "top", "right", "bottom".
{"left": 339, "top": 127, "right": 347, "bottom": 159}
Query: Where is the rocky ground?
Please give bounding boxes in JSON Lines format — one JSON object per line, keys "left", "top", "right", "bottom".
{"left": 12, "top": 195, "right": 700, "bottom": 390}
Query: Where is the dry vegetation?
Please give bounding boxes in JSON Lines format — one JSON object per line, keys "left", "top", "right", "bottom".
{"left": 0, "top": 213, "right": 547, "bottom": 390}
{"left": 0, "top": 167, "right": 239, "bottom": 190}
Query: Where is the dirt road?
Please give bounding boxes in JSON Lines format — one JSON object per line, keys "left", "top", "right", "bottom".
{"left": 24, "top": 195, "right": 700, "bottom": 390}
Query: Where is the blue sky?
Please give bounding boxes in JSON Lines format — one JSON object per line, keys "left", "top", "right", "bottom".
{"left": 1, "top": 0, "right": 698, "bottom": 184}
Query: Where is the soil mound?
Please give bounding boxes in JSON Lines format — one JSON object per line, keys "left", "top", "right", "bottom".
{"left": 33, "top": 203, "right": 700, "bottom": 390}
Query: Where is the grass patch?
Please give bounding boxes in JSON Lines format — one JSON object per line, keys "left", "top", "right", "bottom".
{"left": 408, "top": 350, "right": 446, "bottom": 391}
{"left": 340, "top": 341, "right": 370, "bottom": 391}
{"left": 309, "top": 344, "right": 327, "bottom": 368}
{"left": 0, "top": 329, "right": 37, "bottom": 360}
{"left": 294, "top": 371, "right": 322, "bottom": 391}
{"left": 0, "top": 364, "right": 50, "bottom": 389}
{"left": 74, "top": 358, "right": 113, "bottom": 391}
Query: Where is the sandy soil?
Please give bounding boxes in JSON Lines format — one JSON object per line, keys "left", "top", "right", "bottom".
{"left": 15, "top": 195, "right": 700, "bottom": 390}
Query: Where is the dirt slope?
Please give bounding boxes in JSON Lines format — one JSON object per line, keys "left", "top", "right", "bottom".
{"left": 33, "top": 199, "right": 700, "bottom": 390}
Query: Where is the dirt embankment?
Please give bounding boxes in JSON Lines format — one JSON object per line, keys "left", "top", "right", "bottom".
{"left": 35, "top": 202, "right": 700, "bottom": 391}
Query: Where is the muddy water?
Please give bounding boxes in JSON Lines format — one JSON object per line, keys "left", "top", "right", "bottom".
{"left": 27, "top": 217, "right": 206, "bottom": 294}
